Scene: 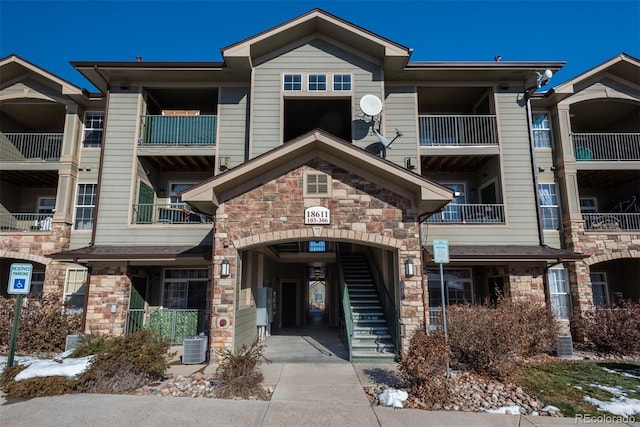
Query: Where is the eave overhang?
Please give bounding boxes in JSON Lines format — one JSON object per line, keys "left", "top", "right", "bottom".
{"left": 181, "top": 129, "right": 453, "bottom": 216}
{"left": 48, "top": 245, "right": 211, "bottom": 263}
{"left": 423, "top": 245, "right": 585, "bottom": 264}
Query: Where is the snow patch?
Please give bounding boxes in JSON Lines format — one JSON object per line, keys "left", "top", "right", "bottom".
{"left": 378, "top": 388, "right": 408, "bottom": 409}
{"left": 0, "top": 354, "right": 94, "bottom": 381}
{"left": 602, "top": 366, "right": 640, "bottom": 379}
{"left": 589, "top": 383, "right": 633, "bottom": 397}
{"left": 583, "top": 395, "right": 640, "bottom": 417}
{"left": 541, "top": 405, "right": 560, "bottom": 412}
{"left": 484, "top": 405, "right": 522, "bottom": 415}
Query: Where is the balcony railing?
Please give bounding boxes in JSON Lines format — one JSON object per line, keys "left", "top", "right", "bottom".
{"left": 139, "top": 115, "right": 217, "bottom": 145}
{"left": 419, "top": 115, "right": 498, "bottom": 146}
{"left": 0, "top": 213, "right": 53, "bottom": 232}
{"left": 426, "top": 204, "right": 505, "bottom": 224}
{"left": 125, "top": 308, "right": 206, "bottom": 345}
{"left": 582, "top": 213, "right": 640, "bottom": 232}
{"left": 572, "top": 133, "right": 640, "bottom": 161}
{"left": 0, "top": 133, "right": 63, "bottom": 161}
{"left": 132, "top": 204, "right": 212, "bottom": 224}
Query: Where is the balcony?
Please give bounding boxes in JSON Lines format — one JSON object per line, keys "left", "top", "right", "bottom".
{"left": 419, "top": 115, "right": 498, "bottom": 146}
{"left": 572, "top": 133, "right": 640, "bottom": 161}
{"left": 582, "top": 213, "right": 640, "bottom": 232}
{"left": 132, "top": 204, "right": 212, "bottom": 225}
{"left": 125, "top": 308, "right": 206, "bottom": 345}
{"left": 139, "top": 115, "right": 217, "bottom": 145}
{"left": 0, "top": 212, "right": 53, "bottom": 232}
{"left": 0, "top": 133, "right": 63, "bottom": 161}
{"left": 426, "top": 204, "right": 505, "bottom": 224}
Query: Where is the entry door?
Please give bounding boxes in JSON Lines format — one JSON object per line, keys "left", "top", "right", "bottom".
{"left": 127, "top": 277, "right": 147, "bottom": 333}
{"left": 281, "top": 281, "right": 297, "bottom": 328}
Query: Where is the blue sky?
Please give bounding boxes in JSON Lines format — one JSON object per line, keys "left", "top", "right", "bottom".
{"left": 1, "top": 1, "right": 639, "bottom": 92}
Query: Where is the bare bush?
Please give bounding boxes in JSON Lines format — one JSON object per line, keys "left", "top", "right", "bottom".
{"left": 571, "top": 297, "right": 640, "bottom": 356}
{"left": 0, "top": 294, "right": 82, "bottom": 355}
{"left": 398, "top": 329, "right": 452, "bottom": 408}
{"left": 214, "top": 340, "right": 268, "bottom": 399}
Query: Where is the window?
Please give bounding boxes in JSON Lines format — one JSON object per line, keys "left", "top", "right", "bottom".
{"left": 532, "top": 112, "right": 551, "bottom": 148}
{"left": 169, "top": 182, "right": 196, "bottom": 208}
{"left": 590, "top": 272, "right": 608, "bottom": 305}
{"left": 37, "top": 197, "right": 55, "bottom": 214}
{"left": 162, "top": 269, "right": 208, "bottom": 309}
{"left": 308, "top": 241, "right": 327, "bottom": 252}
{"left": 427, "top": 268, "right": 473, "bottom": 329}
{"left": 333, "top": 74, "right": 351, "bottom": 91}
{"left": 82, "top": 112, "right": 104, "bottom": 148}
{"left": 538, "top": 183, "right": 559, "bottom": 230}
{"left": 29, "top": 271, "right": 45, "bottom": 296}
{"left": 74, "top": 183, "right": 97, "bottom": 230}
{"left": 304, "top": 173, "right": 330, "bottom": 196}
{"left": 549, "top": 268, "right": 570, "bottom": 319}
{"left": 65, "top": 268, "right": 87, "bottom": 313}
{"left": 579, "top": 198, "right": 598, "bottom": 213}
{"left": 283, "top": 74, "right": 302, "bottom": 91}
{"left": 308, "top": 74, "right": 327, "bottom": 91}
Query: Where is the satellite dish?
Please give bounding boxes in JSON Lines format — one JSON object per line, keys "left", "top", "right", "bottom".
{"left": 360, "top": 94, "right": 382, "bottom": 116}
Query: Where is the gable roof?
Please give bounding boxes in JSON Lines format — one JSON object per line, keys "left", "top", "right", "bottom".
{"left": 181, "top": 129, "right": 453, "bottom": 216}
{"left": 0, "top": 54, "right": 90, "bottom": 101}
{"left": 221, "top": 8, "right": 411, "bottom": 73}
{"left": 551, "top": 53, "right": 640, "bottom": 95}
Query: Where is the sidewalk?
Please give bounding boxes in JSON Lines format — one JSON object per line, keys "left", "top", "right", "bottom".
{"left": 3, "top": 361, "right": 636, "bottom": 426}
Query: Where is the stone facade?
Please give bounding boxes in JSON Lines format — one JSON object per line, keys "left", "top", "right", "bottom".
{"left": 506, "top": 264, "right": 546, "bottom": 303}
{"left": 84, "top": 265, "right": 130, "bottom": 336}
{"left": 211, "top": 160, "right": 423, "bottom": 351}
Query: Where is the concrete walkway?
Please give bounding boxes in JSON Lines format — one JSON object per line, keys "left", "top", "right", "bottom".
{"left": 2, "top": 331, "right": 637, "bottom": 426}
{"left": 3, "top": 361, "right": 636, "bottom": 426}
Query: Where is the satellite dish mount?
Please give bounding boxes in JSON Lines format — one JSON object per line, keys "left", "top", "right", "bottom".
{"left": 359, "top": 94, "right": 402, "bottom": 158}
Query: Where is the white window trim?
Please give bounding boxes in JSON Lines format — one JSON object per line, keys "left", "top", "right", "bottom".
{"left": 282, "top": 73, "right": 303, "bottom": 91}
{"left": 64, "top": 268, "right": 87, "bottom": 314}
{"left": 161, "top": 268, "right": 209, "bottom": 309}
{"left": 307, "top": 74, "right": 328, "bottom": 92}
{"left": 331, "top": 73, "right": 353, "bottom": 92}
{"left": 168, "top": 182, "right": 197, "bottom": 207}
{"left": 538, "top": 183, "right": 559, "bottom": 230}
{"left": 579, "top": 197, "right": 598, "bottom": 213}
{"left": 73, "top": 182, "right": 97, "bottom": 231}
{"left": 82, "top": 111, "right": 105, "bottom": 149}
{"left": 532, "top": 111, "right": 553, "bottom": 149}
{"left": 548, "top": 268, "right": 571, "bottom": 319}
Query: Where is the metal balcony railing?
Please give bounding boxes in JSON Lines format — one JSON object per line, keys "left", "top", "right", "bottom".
{"left": 572, "top": 133, "right": 640, "bottom": 161}
{"left": 0, "top": 213, "right": 53, "bottom": 232}
{"left": 426, "top": 204, "right": 505, "bottom": 224}
{"left": 0, "top": 133, "right": 63, "bottom": 161}
{"left": 139, "top": 115, "right": 217, "bottom": 145}
{"left": 582, "top": 213, "right": 640, "bottom": 232}
{"left": 132, "top": 204, "right": 212, "bottom": 224}
{"left": 419, "top": 115, "right": 498, "bottom": 146}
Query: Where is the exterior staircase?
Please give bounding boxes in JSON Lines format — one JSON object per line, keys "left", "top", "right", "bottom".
{"left": 340, "top": 253, "right": 397, "bottom": 362}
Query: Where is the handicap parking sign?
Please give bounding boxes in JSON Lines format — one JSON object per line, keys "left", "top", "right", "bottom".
{"left": 8, "top": 263, "right": 33, "bottom": 295}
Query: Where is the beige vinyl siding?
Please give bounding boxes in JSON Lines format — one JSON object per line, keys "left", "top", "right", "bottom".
{"left": 234, "top": 306, "right": 257, "bottom": 353}
{"left": 251, "top": 38, "right": 382, "bottom": 157}
{"left": 218, "top": 87, "right": 249, "bottom": 170}
{"left": 92, "top": 91, "right": 210, "bottom": 246}
{"left": 423, "top": 91, "right": 540, "bottom": 245}
{"left": 384, "top": 87, "right": 418, "bottom": 168}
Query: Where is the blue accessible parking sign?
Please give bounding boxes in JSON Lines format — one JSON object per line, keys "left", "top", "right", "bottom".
{"left": 8, "top": 263, "right": 33, "bottom": 295}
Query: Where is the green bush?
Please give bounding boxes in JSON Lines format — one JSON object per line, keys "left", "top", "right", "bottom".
{"left": 214, "top": 339, "right": 267, "bottom": 399}
{"left": 446, "top": 299, "right": 558, "bottom": 379}
{"left": 72, "top": 330, "right": 171, "bottom": 393}
{"left": 571, "top": 298, "right": 640, "bottom": 356}
{"left": 398, "top": 329, "right": 452, "bottom": 408}
{"left": 0, "top": 293, "right": 82, "bottom": 355}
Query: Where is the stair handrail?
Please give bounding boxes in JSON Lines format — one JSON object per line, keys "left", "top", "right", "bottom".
{"left": 364, "top": 249, "right": 401, "bottom": 354}
{"left": 336, "top": 246, "right": 354, "bottom": 361}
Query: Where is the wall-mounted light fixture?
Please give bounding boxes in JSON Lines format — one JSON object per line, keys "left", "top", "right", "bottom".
{"left": 405, "top": 258, "right": 415, "bottom": 277}
{"left": 220, "top": 259, "right": 230, "bottom": 277}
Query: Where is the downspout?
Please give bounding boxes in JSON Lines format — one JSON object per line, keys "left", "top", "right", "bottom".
{"left": 524, "top": 93, "right": 546, "bottom": 247}
{"left": 89, "top": 66, "right": 111, "bottom": 246}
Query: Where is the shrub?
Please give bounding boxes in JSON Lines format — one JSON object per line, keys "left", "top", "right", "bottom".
{"left": 0, "top": 293, "right": 82, "bottom": 355}
{"left": 398, "top": 329, "right": 452, "bottom": 408}
{"left": 571, "top": 298, "right": 640, "bottom": 356}
{"left": 446, "top": 299, "right": 558, "bottom": 379}
{"left": 0, "top": 364, "right": 77, "bottom": 398}
{"left": 214, "top": 339, "right": 267, "bottom": 399}
{"left": 72, "top": 330, "right": 171, "bottom": 393}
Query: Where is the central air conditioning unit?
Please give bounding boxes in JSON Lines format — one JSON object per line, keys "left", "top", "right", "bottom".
{"left": 556, "top": 335, "right": 573, "bottom": 358}
{"left": 182, "top": 335, "right": 208, "bottom": 364}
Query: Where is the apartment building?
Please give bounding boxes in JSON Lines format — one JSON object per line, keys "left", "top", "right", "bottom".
{"left": 1, "top": 10, "right": 637, "bottom": 360}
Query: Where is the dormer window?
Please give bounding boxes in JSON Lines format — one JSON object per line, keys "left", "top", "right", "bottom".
{"left": 333, "top": 74, "right": 351, "bottom": 91}
{"left": 283, "top": 74, "right": 302, "bottom": 91}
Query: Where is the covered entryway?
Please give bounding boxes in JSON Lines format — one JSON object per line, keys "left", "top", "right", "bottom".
{"left": 181, "top": 130, "right": 454, "bottom": 359}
